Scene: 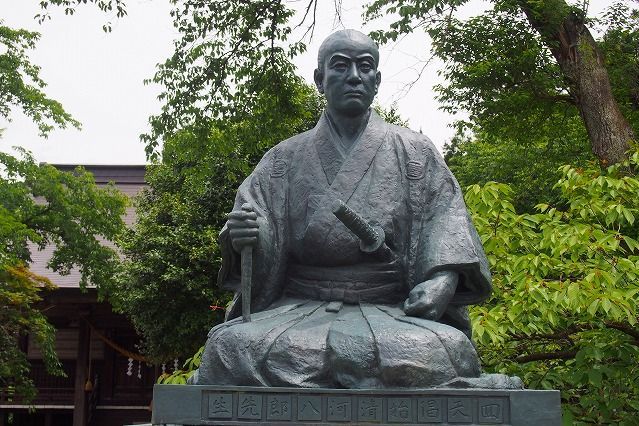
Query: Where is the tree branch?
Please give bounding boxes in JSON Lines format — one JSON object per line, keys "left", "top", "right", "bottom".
{"left": 515, "top": 349, "right": 577, "bottom": 363}
{"left": 512, "top": 320, "right": 639, "bottom": 364}
{"left": 509, "top": 326, "right": 582, "bottom": 342}
{"left": 295, "top": 0, "right": 318, "bottom": 42}
{"left": 605, "top": 321, "right": 639, "bottom": 344}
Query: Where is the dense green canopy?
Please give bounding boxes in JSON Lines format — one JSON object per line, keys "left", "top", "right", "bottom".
{"left": 1, "top": 0, "right": 129, "bottom": 402}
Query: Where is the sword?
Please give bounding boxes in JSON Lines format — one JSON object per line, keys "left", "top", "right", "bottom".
{"left": 331, "top": 199, "right": 393, "bottom": 261}
{"left": 240, "top": 203, "right": 253, "bottom": 322}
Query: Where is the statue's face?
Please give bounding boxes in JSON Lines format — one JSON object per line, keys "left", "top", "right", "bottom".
{"left": 314, "top": 34, "right": 381, "bottom": 117}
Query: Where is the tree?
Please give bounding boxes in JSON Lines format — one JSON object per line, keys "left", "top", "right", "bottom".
{"left": 0, "top": 1, "right": 128, "bottom": 133}
{"left": 1, "top": 0, "right": 128, "bottom": 402}
{"left": 465, "top": 150, "right": 639, "bottom": 423}
{"left": 444, "top": 128, "right": 593, "bottom": 212}
{"left": 441, "top": 1, "right": 639, "bottom": 211}
{"left": 1, "top": 260, "right": 60, "bottom": 403}
{"left": 0, "top": 150, "right": 128, "bottom": 401}
{"left": 518, "top": 0, "right": 634, "bottom": 165}
{"left": 0, "top": 25, "right": 79, "bottom": 136}
{"left": 142, "top": 0, "right": 312, "bottom": 159}
{"left": 36, "top": 0, "right": 127, "bottom": 32}
{"left": 365, "top": 0, "right": 638, "bottom": 165}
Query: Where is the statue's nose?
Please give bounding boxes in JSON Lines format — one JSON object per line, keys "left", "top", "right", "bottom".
{"left": 346, "top": 64, "right": 362, "bottom": 83}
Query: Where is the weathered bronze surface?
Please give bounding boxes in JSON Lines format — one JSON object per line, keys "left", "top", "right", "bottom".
{"left": 153, "top": 385, "right": 562, "bottom": 425}
{"left": 193, "top": 30, "right": 520, "bottom": 389}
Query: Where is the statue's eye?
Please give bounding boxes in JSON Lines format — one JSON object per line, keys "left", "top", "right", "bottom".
{"left": 359, "top": 62, "right": 373, "bottom": 72}
{"left": 332, "top": 61, "right": 348, "bottom": 71}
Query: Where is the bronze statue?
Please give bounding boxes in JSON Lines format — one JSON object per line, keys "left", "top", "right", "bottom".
{"left": 193, "top": 29, "right": 520, "bottom": 389}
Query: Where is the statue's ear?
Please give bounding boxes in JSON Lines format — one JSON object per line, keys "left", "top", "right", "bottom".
{"left": 313, "top": 69, "right": 324, "bottom": 94}
{"left": 375, "top": 70, "right": 381, "bottom": 94}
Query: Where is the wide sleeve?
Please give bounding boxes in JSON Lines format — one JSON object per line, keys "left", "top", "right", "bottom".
{"left": 411, "top": 140, "right": 492, "bottom": 306}
{"left": 217, "top": 147, "right": 289, "bottom": 319}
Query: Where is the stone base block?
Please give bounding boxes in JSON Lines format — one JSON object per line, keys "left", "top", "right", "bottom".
{"left": 152, "top": 385, "right": 560, "bottom": 425}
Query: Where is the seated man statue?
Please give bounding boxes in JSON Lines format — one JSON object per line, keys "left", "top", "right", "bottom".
{"left": 194, "top": 29, "right": 520, "bottom": 389}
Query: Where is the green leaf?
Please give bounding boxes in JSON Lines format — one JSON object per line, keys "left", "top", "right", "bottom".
{"left": 588, "top": 369, "right": 602, "bottom": 386}
{"left": 623, "top": 236, "right": 639, "bottom": 253}
{"left": 622, "top": 208, "right": 635, "bottom": 225}
{"left": 567, "top": 282, "right": 580, "bottom": 301}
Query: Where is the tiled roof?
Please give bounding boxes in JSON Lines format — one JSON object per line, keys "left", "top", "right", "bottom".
{"left": 51, "top": 164, "right": 147, "bottom": 184}
{"left": 28, "top": 165, "right": 147, "bottom": 288}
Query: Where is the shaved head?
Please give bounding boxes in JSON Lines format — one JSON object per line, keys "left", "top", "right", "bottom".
{"left": 317, "top": 29, "right": 379, "bottom": 70}
{"left": 313, "top": 28, "right": 382, "bottom": 118}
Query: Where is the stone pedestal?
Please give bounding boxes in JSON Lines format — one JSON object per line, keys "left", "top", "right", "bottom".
{"left": 152, "top": 385, "right": 560, "bottom": 425}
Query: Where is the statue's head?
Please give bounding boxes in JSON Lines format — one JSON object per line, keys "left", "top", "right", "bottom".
{"left": 314, "top": 29, "right": 381, "bottom": 118}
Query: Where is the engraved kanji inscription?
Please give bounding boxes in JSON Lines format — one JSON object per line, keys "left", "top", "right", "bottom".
{"left": 418, "top": 398, "right": 443, "bottom": 423}
{"left": 208, "top": 393, "right": 232, "bottom": 419}
{"left": 388, "top": 398, "right": 412, "bottom": 423}
{"left": 448, "top": 398, "right": 472, "bottom": 423}
{"left": 327, "top": 396, "right": 351, "bottom": 422}
{"left": 478, "top": 398, "right": 505, "bottom": 424}
{"left": 267, "top": 395, "right": 291, "bottom": 420}
{"left": 358, "top": 397, "right": 382, "bottom": 422}
{"left": 298, "top": 395, "right": 322, "bottom": 421}
{"left": 238, "top": 394, "right": 262, "bottom": 420}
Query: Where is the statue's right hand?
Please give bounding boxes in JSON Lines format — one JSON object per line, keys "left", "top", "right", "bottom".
{"left": 227, "top": 203, "right": 259, "bottom": 253}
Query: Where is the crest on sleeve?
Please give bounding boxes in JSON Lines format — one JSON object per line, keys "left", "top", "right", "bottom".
{"left": 406, "top": 160, "right": 424, "bottom": 180}
{"left": 271, "top": 159, "right": 287, "bottom": 178}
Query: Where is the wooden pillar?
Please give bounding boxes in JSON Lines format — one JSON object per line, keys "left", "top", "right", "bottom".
{"left": 73, "top": 320, "right": 90, "bottom": 426}
{"left": 102, "top": 328, "right": 115, "bottom": 401}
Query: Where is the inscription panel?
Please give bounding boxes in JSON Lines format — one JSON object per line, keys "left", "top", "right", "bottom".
{"left": 208, "top": 393, "right": 233, "bottom": 419}
{"left": 327, "top": 396, "right": 352, "bottom": 422}
{"left": 448, "top": 397, "right": 473, "bottom": 423}
{"left": 238, "top": 394, "right": 262, "bottom": 419}
{"left": 201, "top": 390, "right": 510, "bottom": 424}
{"left": 298, "top": 395, "right": 322, "bottom": 421}
{"left": 267, "top": 395, "right": 292, "bottom": 421}
{"left": 479, "top": 398, "right": 505, "bottom": 424}
{"left": 357, "top": 397, "right": 382, "bottom": 422}
{"left": 388, "top": 397, "right": 413, "bottom": 423}
{"left": 418, "top": 397, "right": 444, "bottom": 423}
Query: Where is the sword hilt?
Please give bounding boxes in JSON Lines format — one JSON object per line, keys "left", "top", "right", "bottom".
{"left": 331, "top": 199, "right": 385, "bottom": 254}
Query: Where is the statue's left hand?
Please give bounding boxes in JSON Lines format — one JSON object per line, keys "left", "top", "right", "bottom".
{"left": 403, "top": 271, "right": 459, "bottom": 320}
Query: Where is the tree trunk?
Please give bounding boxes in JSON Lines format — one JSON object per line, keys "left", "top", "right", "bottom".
{"left": 518, "top": 1, "right": 635, "bottom": 165}
{"left": 73, "top": 319, "right": 90, "bottom": 426}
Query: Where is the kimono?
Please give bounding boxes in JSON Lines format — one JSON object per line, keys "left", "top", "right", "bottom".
{"left": 195, "top": 111, "right": 494, "bottom": 388}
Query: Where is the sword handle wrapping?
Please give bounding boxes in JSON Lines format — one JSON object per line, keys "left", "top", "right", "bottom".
{"left": 331, "top": 199, "right": 385, "bottom": 254}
